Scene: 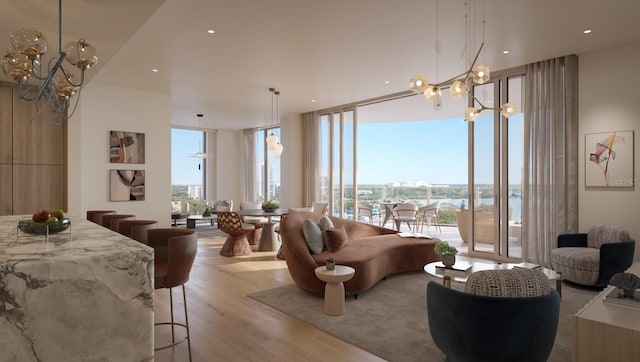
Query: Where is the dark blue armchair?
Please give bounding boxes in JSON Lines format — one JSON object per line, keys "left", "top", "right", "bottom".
{"left": 426, "top": 269, "right": 560, "bottom": 362}
{"left": 551, "top": 224, "right": 635, "bottom": 288}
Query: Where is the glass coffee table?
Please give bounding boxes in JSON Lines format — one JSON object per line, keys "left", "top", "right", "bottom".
{"left": 424, "top": 258, "right": 563, "bottom": 297}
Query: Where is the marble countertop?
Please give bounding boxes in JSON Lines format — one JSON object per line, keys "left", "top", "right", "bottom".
{"left": 0, "top": 215, "right": 155, "bottom": 361}
{"left": 1, "top": 215, "right": 153, "bottom": 263}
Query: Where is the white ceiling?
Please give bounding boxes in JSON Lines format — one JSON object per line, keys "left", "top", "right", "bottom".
{"left": 2, "top": 0, "right": 640, "bottom": 130}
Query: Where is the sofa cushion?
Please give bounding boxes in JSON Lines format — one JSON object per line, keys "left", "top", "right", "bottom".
{"left": 465, "top": 269, "right": 550, "bottom": 297}
{"left": 550, "top": 247, "right": 600, "bottom": 285}
{"left": 587, "top": 224, "right": 631, "bottom": 248}
{"left": 325, "top": 227, "right": 348, "bottom": 252}
{"left": 302, "top": 220, "right": 324, "bottom": 254}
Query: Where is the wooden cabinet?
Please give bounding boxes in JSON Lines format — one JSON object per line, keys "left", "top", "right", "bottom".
{"left": 0, "top": 82, "right": 66, "bottom": 215}
{"left": 573, "top": 262, "right": 640, "bottom": 361}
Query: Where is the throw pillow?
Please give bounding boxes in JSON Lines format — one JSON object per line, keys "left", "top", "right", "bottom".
{"left": 302, "top": 220, "right": 324, "bottom": 254}
{"left": 318, "top": 215, "right": 334, "bottom": 232}
{"left": 325, "top": 227, "right": 348, "bottom": 252}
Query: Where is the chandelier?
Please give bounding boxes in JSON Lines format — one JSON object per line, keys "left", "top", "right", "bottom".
{"left": 266, "top": 88, "right": 284, "bottom": 158}
{"left": 409, "top": 1, "right": 517, "bottom": 122}
{"left": 1, "top": 0, "right": 98, "bottom": 124}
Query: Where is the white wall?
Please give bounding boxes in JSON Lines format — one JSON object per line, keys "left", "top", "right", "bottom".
{"left": 68, "top": 82, "right": 172, "bottom": 226}
{"left": 579, "top": 41, "right": 640, "bottom": 261}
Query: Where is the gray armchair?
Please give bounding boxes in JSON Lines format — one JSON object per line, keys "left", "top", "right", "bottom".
{"left": 551, "top": 224, "right": 635, "bottom": 288}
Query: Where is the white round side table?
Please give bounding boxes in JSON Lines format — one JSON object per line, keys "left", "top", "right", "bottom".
{"left": 314, "top": 265, "right": 355, "bottom": 316}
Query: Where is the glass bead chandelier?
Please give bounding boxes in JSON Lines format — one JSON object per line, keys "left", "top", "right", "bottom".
{"left": 1, "top": 0, "right": 98, "bottom": 124}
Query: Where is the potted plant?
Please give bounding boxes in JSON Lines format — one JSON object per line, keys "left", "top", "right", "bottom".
{"left": 262, "top": 200, "right": 279, "bottom": 212}
{"left": 434, "top": 241, "right": 458, "bottom": 267}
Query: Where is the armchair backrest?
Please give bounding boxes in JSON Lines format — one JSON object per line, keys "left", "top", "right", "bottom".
{"left": 217, "top": 211, "right": 244, "bottom": 235}
{"left": 240, "top": 201, "right": 261, "bottom": 210}
{"left": 393, "top": 203, "right": 418, "bottom": 218}
{"left": 587, "top": 224, "right": 631, "bottom": 248}
{"left": 427, "top": 280, "right": 560, "bottom": 362}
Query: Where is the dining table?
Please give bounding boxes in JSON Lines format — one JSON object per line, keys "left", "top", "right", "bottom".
{"left": 0, "top": 215, "right": 153, "bottom": 361}
{"left": 236, "top": 208, "right": 287, "bottom": 252}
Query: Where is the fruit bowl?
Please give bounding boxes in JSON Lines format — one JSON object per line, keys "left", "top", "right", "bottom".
{"left": 18, "top": 218, "right": 71, "bottom": 235}
{"left": 261, "top": 202, "right": 279, "bottom": 212}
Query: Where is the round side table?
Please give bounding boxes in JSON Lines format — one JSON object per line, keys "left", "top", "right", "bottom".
{"left": 314, "top": 265, "right": 355, "bottom": 316}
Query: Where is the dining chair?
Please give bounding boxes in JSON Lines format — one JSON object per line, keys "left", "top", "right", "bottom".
{"left": 392, "top": 203, "right": 418, "bottom": 231}
{"left": 217, "top": 211, "right": 255, "bottom": 256}
{"left": 418, "top": 201, "right": 441, "bottom": 233}
{"left": 357, "top": 206, "right": 374, "bottom": 224}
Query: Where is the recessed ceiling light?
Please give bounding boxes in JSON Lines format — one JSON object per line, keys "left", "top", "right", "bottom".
{"left": 384, "top": 80, "right": 390, "bottom": 84}
{"left": 583, "top": 29, "right": 592, "bottom": 34}
{"left": 152, "top": 69, "right": 159, "bottom": 72}
{"left": 311, "top": 99, "right": 316, "bottom": 103}
{"left": 502, "top": 50, "right": 510, "bottom": 54}
{"left": 207, "top": 29, "right": 215, "bottom": 34}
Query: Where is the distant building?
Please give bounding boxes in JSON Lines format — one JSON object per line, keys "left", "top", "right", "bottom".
{"left": 188, "top": 185, "right": 203, "bottom": 199}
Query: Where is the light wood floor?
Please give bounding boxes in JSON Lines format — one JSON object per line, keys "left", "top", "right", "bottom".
{"left": 153, "top": 233, "right": 385, "bottom": 362}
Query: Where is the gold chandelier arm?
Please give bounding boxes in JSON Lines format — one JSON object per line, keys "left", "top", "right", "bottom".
{"left": 430, "top": 43, "right": 484, "bottom": 88}
{"left": 59, "top": 65, "right": 85, "bottom": 87}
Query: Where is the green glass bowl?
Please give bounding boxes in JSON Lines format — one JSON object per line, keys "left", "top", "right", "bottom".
{"left": 18, "top": 218, "right": 71, "bottom": 235}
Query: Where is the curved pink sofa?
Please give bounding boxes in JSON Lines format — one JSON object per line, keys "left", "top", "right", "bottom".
{"left": 279, "top": 211, "right": 440, "bottom": 295}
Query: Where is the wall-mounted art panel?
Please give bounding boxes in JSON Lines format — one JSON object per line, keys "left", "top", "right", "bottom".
{"left": 110, "top": 169, "right": 145, "bottom": 201}
{"left": 585, "top": 130, "right": 634, "bottom": 187}
{"left": 110, "top": 131, "right": 145, "bottom": 164}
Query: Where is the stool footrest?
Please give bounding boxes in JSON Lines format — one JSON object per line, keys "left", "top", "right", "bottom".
{"left": 154, "top": 322, "right": 189, "bottom": 351}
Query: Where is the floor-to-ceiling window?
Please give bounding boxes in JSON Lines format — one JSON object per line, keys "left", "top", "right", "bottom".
{"left": 255, "top": 127, "right": 281, "bottom": 202}
{"left": 315, "top": 66, "right": 525, "bottom": 260}
{"left": 171, "top": 128, "right": 206, "bottom": 212}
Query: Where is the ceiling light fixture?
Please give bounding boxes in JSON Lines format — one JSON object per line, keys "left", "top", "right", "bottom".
{"left": 265, "top": 87, "right": 279, "bottom": 150}
{"left": 1, "top": 0, "right": 98, "bottom": 124}
{"left": 272, "top": 90, "right": 284, "bottom": 159}
{"left": 409, "top": 0, "right": 518, "bottom": 122}
{"left": 188, "top": 113, "right": 214, "bottom": 164}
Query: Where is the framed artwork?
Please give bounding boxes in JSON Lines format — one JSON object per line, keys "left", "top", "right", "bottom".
{"left": 110, "top": 169, "right": 145, "bottom": 201}
{"left": 110, "top": 131, "right": 145, "bottom": 164}
{"left": 585, "top": 130, "right": 634, "bottom": 187}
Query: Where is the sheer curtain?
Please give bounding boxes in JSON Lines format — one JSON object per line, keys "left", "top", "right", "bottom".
{"left": 522, "top": 55, "right": 579, "bottom": 266}
{"left": 302, "top": 111, "right": 320, "bottom": 206}
{"left": 243, "top": 128, "right": 256, "bottom": 202}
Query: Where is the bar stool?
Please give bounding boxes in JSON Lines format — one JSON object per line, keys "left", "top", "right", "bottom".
{"left": 101, "top": 214, "right": 136, "bottom": 231}
{"left": 147, "top": 228, "right": 198, "bottom": 362}
{"left": 117, "top": 220, "right": 158, "bottom": 244}
{"left": 86, "top": 210, "right": 115, "bottom": 224}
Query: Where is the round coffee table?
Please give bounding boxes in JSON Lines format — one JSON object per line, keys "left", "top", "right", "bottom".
{"left": 424, "top": 259, "right": 563, "bottom": 297}
{"left": 314, "top": 265, "right": 355, "bottom": 316}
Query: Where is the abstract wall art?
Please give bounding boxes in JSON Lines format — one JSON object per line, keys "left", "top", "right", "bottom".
{"left": 110, "top": 131, "right": 145, "bottom": 164}
{"left": 110, "top": 169, "right": 145, "bottom": 201}
{"left": 585, "top": 130, "right": 634, "bottom": 187}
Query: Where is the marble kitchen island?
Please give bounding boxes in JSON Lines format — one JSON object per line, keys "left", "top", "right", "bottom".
{"left": 0, "top": 215, "right": 154, "bottom": 362}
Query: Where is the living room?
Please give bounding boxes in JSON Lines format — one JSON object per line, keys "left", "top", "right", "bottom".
{"left": 3, "top": 0, "right": 640, "bottom": 360}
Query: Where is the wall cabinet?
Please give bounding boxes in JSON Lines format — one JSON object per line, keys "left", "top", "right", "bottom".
{"left": 0, "top": 83, "right": 66, "bottom": 215}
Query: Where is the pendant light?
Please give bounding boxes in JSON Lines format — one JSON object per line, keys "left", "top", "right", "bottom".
{"left": 273, "top": 90, "right": 284, "bottom": 158}
{"left": 265, "top": 88, "right": 279, "bottom": 150}
{"left": 187, "top": 114, "right": 214, "bottom": 168}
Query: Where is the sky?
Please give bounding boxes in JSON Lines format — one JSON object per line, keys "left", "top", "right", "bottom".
{"left": 171, "top": 114, "right": 523, "bottom": 186}
{"left": 171, "top": 129, "right": 203, "bottom": 185}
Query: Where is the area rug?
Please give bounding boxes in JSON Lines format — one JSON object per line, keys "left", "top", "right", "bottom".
{"left": 248, "top": 271, "right": 598, "bottom": 362}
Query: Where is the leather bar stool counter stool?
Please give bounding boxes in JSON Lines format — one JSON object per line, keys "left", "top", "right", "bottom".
{"left": 86, "top": 210, "right": 115, "bottom": 224}
{"left": 147, "top": 228, "right": 198, "bottom": 362}
{"left": 101, "top": 214, "right": 136, "bottom": 231}
{"left": 117, "top": 220, "right": 158, "bottom": 244}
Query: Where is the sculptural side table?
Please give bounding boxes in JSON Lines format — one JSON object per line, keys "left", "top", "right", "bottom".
{"left": 314, "top": 265, "right": 355, "bottom": 316}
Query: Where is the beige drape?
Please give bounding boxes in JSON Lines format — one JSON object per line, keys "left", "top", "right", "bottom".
{"left": 243, "top": 128, "right": 257, "bottom": 202}
{"left": 302, "top": 111, "right": 320, "bottom": 206}
{"left": 522, "top": 55, "right": 579, "bottom": 266}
